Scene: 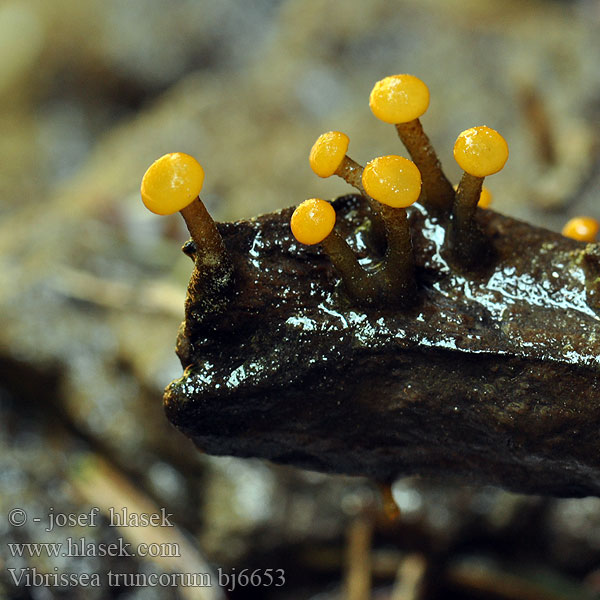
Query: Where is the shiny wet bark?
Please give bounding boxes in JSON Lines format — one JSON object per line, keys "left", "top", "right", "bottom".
{"left": 165, "top": 195, "right": 600, "bottom": 497}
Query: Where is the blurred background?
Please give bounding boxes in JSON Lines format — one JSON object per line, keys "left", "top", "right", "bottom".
{"left": 1, "top": 0, "right": 600, "bottom": 598}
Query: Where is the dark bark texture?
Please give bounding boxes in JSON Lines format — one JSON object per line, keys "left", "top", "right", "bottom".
{"left": 164, "top": 195, "right": 600, "bottom": 497}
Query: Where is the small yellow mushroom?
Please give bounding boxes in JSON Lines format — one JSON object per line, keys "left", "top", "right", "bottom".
{"left": 369, "top": 74, "right": 429, "bottom": 124}
{"left": 309, "top": 131, "right": 349, "bottom": 177}
{"left": 369, "top": 75, "right": 454, "bottom": 211}
{"left": 362, "top": 155, "right": 422, "bottom": 208}
{"left": 291, "top": 199, "right": 375, "bottom": 303}
{"left": 290, "top": 198, "right": 336, "bottom": 245}
{"left": 562, "top": 216, "right": 600, "bottom": 243}
{"left": 454, "top": 126, "right": 509, "bottom": 179}
{"left": 141, "top": 152, "right": 205, "bottom": 216}
{"left": 453, "top": 127, "right": 507, "bottom": 218}
{"left": 362, "top": 156, "right": 422, "bottom": 299}
{"left": 141, "top": 152, "right": 228, "bottom": 267}
{"left": 451, "top": 127, "right": 508, "bottom": 265}
{"left": 309, "top": 131, "right": 365, "bottom": 194}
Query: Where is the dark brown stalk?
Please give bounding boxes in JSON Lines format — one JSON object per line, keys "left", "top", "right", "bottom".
{"left": 396, "top": 119, "right": 455, "bottom": 212}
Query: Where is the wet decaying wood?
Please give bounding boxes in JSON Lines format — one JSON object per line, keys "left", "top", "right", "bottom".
{"left": 164, "top": 195, "right": 600, "bottom": 498}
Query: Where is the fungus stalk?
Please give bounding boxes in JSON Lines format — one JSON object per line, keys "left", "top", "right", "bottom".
{"left": 334, "top": 155, "right": 365, "bottom": 195}
{"left": 320, "top": 231, "right": 377, "bottom": 303}
{"left": 454, "top": 171, "right": 484, "bottom": 233}
{"left": 179, "top": 199, "right": 228, "bottom": 269}
{"left": 396, "top": 118, "right": 454, "bottom": 210}
{"left": 454, "top": 184, "right": 493, "bottom": 209}
{"left": 369, "top": 74, "right": 454, "bottom": 212}
{"left": 379, "top": 484, "right": 400, "bottom": 522}
{"left": 362, "top": 155, "right": 422, "bottom": 301}
{"left": 583, "top": 244, "right": 600, "bottom": 310}
{"left": 379, "top": 204, "right": 416, "bottom": 296}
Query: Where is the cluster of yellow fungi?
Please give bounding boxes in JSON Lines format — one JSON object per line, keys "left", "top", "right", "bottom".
{"left": 139, "top": 74, "right": 597, "bottom": 308}
{"left": 295, "top": 74, "right": 510, "bottom": 303}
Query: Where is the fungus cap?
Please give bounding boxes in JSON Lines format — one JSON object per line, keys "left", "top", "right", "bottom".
{"left": 453, "top": 126, "right": 509, "bottom": 178}
{"left": 141, "top": 152, "right": 205, "bottom": 215}
{"left": 562, "top": 216, "right": 600, "bottom": 243}
{"left": 309, "top": 131, "right": 350, "bottom": 178}
{"left": 290, "top": 199, "right": 336, "bottom": 245}
{"left": 369, "top": 75, "right": 430, "bottom": 124}
{"left": 362, "top": 155, "right": 422, "bottom": 208}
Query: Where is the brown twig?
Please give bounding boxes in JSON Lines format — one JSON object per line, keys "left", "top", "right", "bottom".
{"left": 344, "top": 516, "right": 373, "bottom": 600}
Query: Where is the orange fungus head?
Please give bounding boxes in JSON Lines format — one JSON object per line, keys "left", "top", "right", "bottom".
{"left": 290, "top": 198, "right": 336, "bottom": 245}
{"left": 141, "top": 152, "right": 205, "bottom": 215}
{"left": 369, "top": 74, "right": 430, "bottom": 124}
{"left": 362, "top": 155, "right": 422, "bottom": 208}
{"left": 309, "top": 131, "right": 350, "bottom": 178}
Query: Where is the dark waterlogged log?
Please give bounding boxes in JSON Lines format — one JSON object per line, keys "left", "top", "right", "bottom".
{"left": 164, "top": 195, "right": 600, "bottom": 497}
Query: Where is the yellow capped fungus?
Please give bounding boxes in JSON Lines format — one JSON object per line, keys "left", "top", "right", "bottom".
{"left": 140, "top": 152, "right": 229, "bottom": 270}
{"left": 362, "top": 156, "right": 420, "bottom": 300}
{"left": 369, "top": 74, "right": 454, "bottom": 211}
{"left": 369, "top": 74, "right": 430, "bottom": 124}
{"left": 454, "top": 126, "right": 509, "bottom": 178}
{"left": 308, "top": 130, "right": 366, "bottom": 196}
{"left": 362, "top": 155, "right": 422, "bottom": 208}
{"left": 141, "top": 152, "right": 205, "bottom": 215}
{"left": 450, "top": 127, "right": 508, "bottom": 266}
{"left": 309, "top": 131, "right": 350, "bottom": 178}
{"left": 562, "top": 217, "right": 600, "bottom": 242}
{"left": 290, "top": 199, "right": 375, "bottom": 303}
{"left": 291, "top": 198, "right": 336, "bottom": 245}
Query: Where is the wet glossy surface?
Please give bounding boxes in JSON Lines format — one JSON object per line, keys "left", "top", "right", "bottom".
{"left": 165, "top": 195, "right": 600, "bottom": 497}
